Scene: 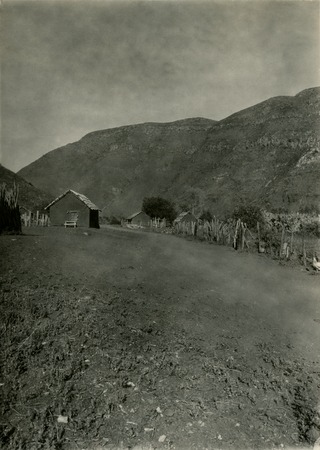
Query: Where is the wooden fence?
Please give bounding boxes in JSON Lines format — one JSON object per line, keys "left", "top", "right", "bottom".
{"left": 174, "top": 217, "right": 252, "bottom": 250}
{"left": 21, "top": 210, "right": 50, "bottom": 227}
{"left": 122, "top": 217, "right": 167, "bottom": 230}
{"left": 149, "top": 217, "right": 167, "bottom": 230}
{"left": 256, "top": 222, "right": 320, "bottom": 264}
{"left": 173, "top": 217, "right": 320, "bottom": 264}
{"left": 0, "top": 183, "right": 22, "bottom": 234}
{"left": 122, "top": 212, "right": 319, "bottom": 266}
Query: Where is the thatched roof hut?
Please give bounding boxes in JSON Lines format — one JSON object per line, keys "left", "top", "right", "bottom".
{"left": 45, "top": 189, "right": 100, "bottom": 228}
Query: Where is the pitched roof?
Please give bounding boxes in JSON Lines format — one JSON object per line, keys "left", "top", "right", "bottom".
{"left": 126, "top": 211, "right": 150, "bottom": 220}
{"left": 174, "top": 211, "right": 197, "bottom": 223}
{"left": 44, "top": 189, "right": 100, "bottom": 211}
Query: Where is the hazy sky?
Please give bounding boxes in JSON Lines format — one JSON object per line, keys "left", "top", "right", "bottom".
{"left": 1, "top": 0, "right": 319, "bottom": 172}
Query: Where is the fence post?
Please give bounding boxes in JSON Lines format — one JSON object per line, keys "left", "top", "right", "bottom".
{"left": 241, "top": 222, "right": 245, "bottom": 250}
{"left": 216, "top": 219, "right": 218, "bottom": 242}
{"left": 289, "top": 230, "right": 294, "bottom": 257}
{"left": 279, "top": 225, "right": 285, "bottom": 260}
{"left": 257, "top": 221, "right": 261, "bottom": 251}
{"left": 302, "top": 235, "right": 307, "bottom": 267}
{"left": 233, "top": 219, "right": 240, "bottom": 249}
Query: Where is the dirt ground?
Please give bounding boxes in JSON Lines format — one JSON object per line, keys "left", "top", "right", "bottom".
{"left": 1, "top": 225, "right": 320, "bottom": 450}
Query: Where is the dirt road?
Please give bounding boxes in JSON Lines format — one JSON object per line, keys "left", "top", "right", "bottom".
{"left": 1, "top": 226, "right": 320, "bottom": 449}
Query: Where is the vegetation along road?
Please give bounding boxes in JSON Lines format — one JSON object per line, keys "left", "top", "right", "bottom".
{"left": 1, "top": 225, "right": 320, "bottom": 450}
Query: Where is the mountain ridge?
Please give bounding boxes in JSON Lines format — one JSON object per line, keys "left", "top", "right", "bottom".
{"left": 17, "top": 87, "right": 320, "bottom": 216}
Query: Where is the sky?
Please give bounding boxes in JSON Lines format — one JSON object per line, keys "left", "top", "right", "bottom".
{"left": 1, "top": 0, "right": 319, "bottom": 172}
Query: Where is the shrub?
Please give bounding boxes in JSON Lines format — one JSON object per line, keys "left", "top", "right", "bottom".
{"left": 301, "top": 222, "right": 320, "bottom": 237}
{"left": 262, "top": 211, "right": 320, "bottom": 236}
{"left": 298, "top": 204, "right": 320, "bottom": 215}
{"left": 260, "top": 228, "right": 281, "bottom": 250}
{"left": 109, "top": 216, "right": 122, "bottom": 225}
{"left": 232, "top": 204, "right": 264, "bottom": 230}
{"left": 142, "top": 197, "right": 177, "bottom": 223}
{"left": 0, "top": 183, "right": 22, "bottom": 234}
{"left": 199, "top": 210, "right": 213, "bottom": 222}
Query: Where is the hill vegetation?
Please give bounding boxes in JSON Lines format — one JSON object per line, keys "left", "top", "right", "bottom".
{"left": 0, "top": 183, "right": 21, "bottom": 234}
{"left": 17, "top": 88, "right": 320, "bottom": 217}
{"left": 142, "top": 197, "right": 176, "bottom": 223}
{"left": 0, "top": 165, "right": 53, "bottom": 212}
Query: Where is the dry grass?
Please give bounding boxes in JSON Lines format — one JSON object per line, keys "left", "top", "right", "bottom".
{"left": 1, "top": 277, "right": 319, "bottom": 449}
{"left": 1, "top": 227, "right": 320, "bottom": 449}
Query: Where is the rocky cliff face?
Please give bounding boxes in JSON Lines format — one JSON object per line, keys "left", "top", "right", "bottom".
{"left": 17, "top": 88, "right": 320, "bottom": 216}
{"left": 171, "top": 87, "right": 320, "bottom": 214}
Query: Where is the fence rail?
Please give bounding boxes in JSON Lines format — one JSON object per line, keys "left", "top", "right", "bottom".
{"left": 173, "top": 217, "right": 319, "bottom": 265}
{"left": 21, "top": 210, "right": 50, "bottom": 227}
{"left": 121, "top": 212, "right": 319, "bottom": 266}
{"left": 174, "top": 217, "right": 250, "bottom": 249}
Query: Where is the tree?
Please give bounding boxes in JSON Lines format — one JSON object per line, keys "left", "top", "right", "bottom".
{"left": 199, "top": 209, "right": 213, "bottom": 222}
{"left": 232, "top": 204, "right": 264, "bottom": 230}
{"left": 179, "top": 187, "right": 206, "bottom": 216}
{"left": 142, "top": 197, "right": 177, "bottom": 223}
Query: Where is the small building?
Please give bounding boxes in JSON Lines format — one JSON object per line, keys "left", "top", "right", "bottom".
{"left": 174, "top": 211, "right": 197, "bottom": 225}
{"left": 45, "top": 189, "right": 100, "bottom": 228}
{"left": 126, "top": 211, "right": 151, "bottom": 227}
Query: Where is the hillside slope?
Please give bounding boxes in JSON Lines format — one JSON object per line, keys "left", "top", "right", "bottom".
{"left": 18, "top": 118, "right": 216, "bottom": 216}
{"left": 18, "top": 89, "right": 320, "bottom": 216}
{"left": 0, "top": 164, "right": 53, "bottom": 211}
{"left": 169, "top": 87, "right": 320, "bottom": 214}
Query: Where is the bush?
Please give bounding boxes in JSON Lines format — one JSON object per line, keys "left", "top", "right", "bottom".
{"left": 260, "top": 228, "right": 281, "bottom": 250}
{"left": 301, "top": 222, "right": 320, "bottom": 237}
{"left": 199, "top": 210, "right": 213, "bottom": 222}
{"left": 0, "top": 183, "right": 22, "bottom": 234}
{"left": 109, "top": 216, "right": 122, "bottom": 225}
{"left": 232, "top": 205, "right": 264, "bottom": 230}
{"left": 298, "top": 204, "right": 320, "bottom": 215}
{"left": 142, "top": 197, "right": 177, "bottom": 223}
{"left": 263, "top": 211, "right": 320, "bottom": 236}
